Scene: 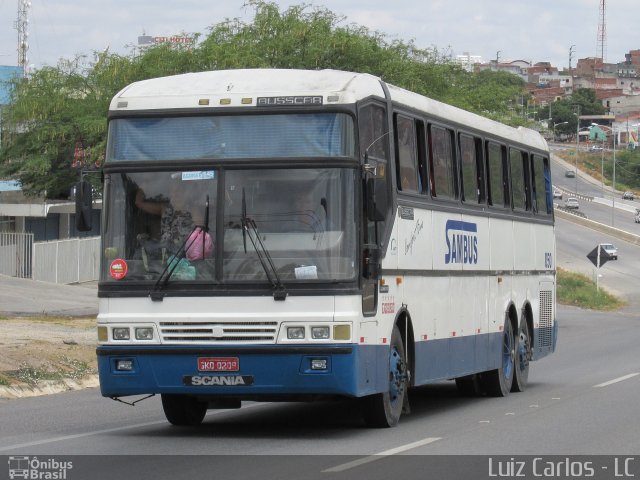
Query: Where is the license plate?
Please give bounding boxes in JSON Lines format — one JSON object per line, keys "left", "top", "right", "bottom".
{"left": 198, "top": 357, "right": 239, "bottom": 372}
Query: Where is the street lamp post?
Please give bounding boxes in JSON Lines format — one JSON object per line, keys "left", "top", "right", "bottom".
{"left": 607, "top": 125, "right": 619, "bottom": 228}
{"left": 574, "top": 106, "right": 581, "bottom": 194}
{"left": 553, "top": 121, "right": 568, "bottom": 142}
{"left": 590, "top": 123, "right": 606, "bottom": 198}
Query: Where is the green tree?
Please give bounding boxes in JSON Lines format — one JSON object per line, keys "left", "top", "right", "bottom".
{"left": 539, "top": 88, "right": 605, "bottom": 137}
{"left": 1, "top": 1, "right": 529, "bottom": 197}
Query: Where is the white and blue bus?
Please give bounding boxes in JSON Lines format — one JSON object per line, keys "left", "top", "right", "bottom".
{"left": 86, "top": 69, "right": 557, "bottom": 428}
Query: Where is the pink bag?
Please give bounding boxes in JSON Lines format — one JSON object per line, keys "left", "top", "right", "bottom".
{"left": 185, "top": 227, "right": 213, "bottom": 261}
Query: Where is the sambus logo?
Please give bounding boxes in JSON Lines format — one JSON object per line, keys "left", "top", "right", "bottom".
{"left": 445, "top": 220, "right": 478, "bottom": 265}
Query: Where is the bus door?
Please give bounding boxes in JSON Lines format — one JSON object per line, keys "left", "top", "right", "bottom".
{"left": 358, "top": 101, "right": 392, "bottom": 316}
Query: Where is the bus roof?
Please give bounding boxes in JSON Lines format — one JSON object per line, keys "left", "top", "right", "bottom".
{"left": 110, "top": 68, "right": 547, "bottom": 151}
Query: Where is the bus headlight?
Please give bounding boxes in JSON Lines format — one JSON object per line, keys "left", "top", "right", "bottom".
{"left": 112, "top": 327, "right": 130, "bottom": 341}
{"left": 311, "top": 326, "right": 330, "bottom": 340}
{"left": 287, "top": 326, "right": 305, "bottom": 339}
{"left": 135, "top": 327, "right": 154, "bottom": 340}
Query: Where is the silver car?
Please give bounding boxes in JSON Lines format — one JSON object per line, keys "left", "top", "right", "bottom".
{"left": 564, "top": 197, "right": 579, "bottom": 209}
{"left": 599, "top": 243, "right": 618, "bottom": 260}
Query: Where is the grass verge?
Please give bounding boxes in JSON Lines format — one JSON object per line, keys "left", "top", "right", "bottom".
{"left": 556, "top": 267, "right": 626, "bottom": 310}
{"left": 5, "top": 357, "right": 96, "bottom": 387}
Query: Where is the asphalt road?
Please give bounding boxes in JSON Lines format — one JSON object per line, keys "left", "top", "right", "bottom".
{"left": 0, "top": 303, "right": 639, "bottom": 480}
{"left": 0, "top": 274, "right": 98, "bottom": 316}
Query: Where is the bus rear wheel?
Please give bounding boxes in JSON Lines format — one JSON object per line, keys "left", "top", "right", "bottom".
{"left": 512, "top": 317, "right": 531, "bottom": 392}
{"left": 362, "top": 326, "right": 407, "bottom": 428}
{"left": 161, "top": 394, "right": 207, "bottom": 426}
{"left": 483, "top": 317, "right": 515, "bottom": 397}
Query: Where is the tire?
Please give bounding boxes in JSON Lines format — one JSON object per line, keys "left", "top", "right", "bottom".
{"left": 512, "top": 317, "right": 531, "bottom": 392}
{"left": 362, "top": 326, "right": 407, "bottom": 428}
{"left": 482, "top": 316, "right": 515, "bottom": 397}
{"left": 161, "top": 394, "right": 207, "bottom": 426}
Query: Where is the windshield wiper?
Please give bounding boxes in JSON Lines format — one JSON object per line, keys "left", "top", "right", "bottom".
{"left": 241, "top": 189, "right": 287, "bottom": 301}
{"left": 150, "top": 195, "right": 210, "bottom": 301}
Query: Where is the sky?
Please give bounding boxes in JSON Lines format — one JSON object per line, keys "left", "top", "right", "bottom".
{"left": 0, "top": 0, "right": 638, "bottom": 72}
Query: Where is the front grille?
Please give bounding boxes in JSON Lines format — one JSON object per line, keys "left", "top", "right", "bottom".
{"left": 159, "top": 321, "right": 278, "bottom": 344}
{"left": 539, "top": 290, "right": 553, "bottom": 347}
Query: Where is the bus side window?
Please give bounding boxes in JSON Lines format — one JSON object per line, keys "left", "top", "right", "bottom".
{"left": 460, "top": 134, "right": 485, "bottom": 204}
{"left": 510, "top": 148, "right": 531, "bottom": 211}
{"left": 531, "top": 154, "right": 552, "bottom": 215}
{"left": 394, "top": 114, "right": 419, "bottom": 193}
{"left": 428, "top": 125, "right": 456, "bottom": 200}
{"left": 486, "top": 142, "right": 509, "bottom": 208}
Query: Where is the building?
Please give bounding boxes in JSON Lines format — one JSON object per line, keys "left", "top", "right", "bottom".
{"left": 454, "top": 53, "right": 483, "bottom": 72}
{"left": 1, "top": 65, "right": 101, "bottom": 240}
{"left": 0, "top": 65, "right": 23, "bottom": 143}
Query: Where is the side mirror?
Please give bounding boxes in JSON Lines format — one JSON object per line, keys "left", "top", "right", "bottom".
{"left": 362, "top": 244, "right": 381, "bottom": 279}
{"left": 75, "top": 180, "right": 93, "bottom": 231}
{"left": 366, "top": 178, "right": 387, "bottom": 222}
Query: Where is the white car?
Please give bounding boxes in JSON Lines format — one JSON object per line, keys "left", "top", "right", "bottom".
{"left": 553, "top": 188, "right": 562, "bottom": 199}
{"left": 599, "top": 243, "right": 618, "bottom": 260}
{"left": 564, "top": 197, "right": 579, "bottom": 209}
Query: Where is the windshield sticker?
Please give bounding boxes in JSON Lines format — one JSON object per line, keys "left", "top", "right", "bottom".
{"left": 294, "top": 265, "right": 318, "bottom": 279}
{"left": 109, "top": 259, "right": 128, "bottom": 280}
{"left": 181, "top": 171, "right": 215, "bottom": 181}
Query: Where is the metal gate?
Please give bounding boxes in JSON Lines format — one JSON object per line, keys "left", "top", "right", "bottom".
{"left": 0, "top": 232, "right": 33, "bottom": 278}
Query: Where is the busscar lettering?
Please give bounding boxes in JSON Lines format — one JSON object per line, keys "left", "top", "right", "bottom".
{"left": 257, "top": 96, "right": 323, "bottom": 107}
{"left": 444, "top": 220, "right": 479, "bottom": 265}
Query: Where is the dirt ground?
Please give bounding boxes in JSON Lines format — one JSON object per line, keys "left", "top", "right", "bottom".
{"left": 0, "top": 316, "right": 97, "bottom": 387}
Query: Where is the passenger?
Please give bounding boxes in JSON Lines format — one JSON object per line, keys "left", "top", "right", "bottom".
{"left": 135, "top": 175, "right": 213, "bottom": 257}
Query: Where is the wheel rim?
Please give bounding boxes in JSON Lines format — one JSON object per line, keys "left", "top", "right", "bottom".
{"left": 502, "top": 326, "right": 514, "bottom": 380}
{"left": 389, "top": 346, "right": 405, "bottom": 406}
{"left": 517, "top": 328, "right": 530, "bottom": 372}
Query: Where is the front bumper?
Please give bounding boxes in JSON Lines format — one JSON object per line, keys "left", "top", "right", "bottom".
{"left": 96, "top": 344, "right": 382, "bottom": 399}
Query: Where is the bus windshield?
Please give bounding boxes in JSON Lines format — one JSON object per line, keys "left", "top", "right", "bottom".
{"left": 107, "top": 113, "right": 355, "bottom": 161}
{"left": 102, "top": 168, "right": 357, "bottom": 286}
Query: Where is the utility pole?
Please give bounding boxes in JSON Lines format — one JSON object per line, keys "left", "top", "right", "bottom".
{"left": 569, "top": 45, "right": 575, "bottom": 73}
{"left": 16, "top": 0, "right": 31, "bottom": 77}
{"left": 569, "top": 45, "right": 575, "bottom": 94}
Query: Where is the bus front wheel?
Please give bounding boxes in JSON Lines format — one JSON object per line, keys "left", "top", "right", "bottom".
{"left": 161, "top": 394, "right": 207, "bottom": 426}
{"left": 362, "top": 326, "right": 407, "bottom": 428}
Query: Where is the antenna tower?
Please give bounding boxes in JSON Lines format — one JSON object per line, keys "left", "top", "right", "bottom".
{"left": 16, "top": 0, "right": 31, "bottom": 77}
{"left": 596, "top": 0, "right": 606, "bottom": 63}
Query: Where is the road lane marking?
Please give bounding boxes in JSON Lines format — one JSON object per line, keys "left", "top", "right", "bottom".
{"left": 0, "top": 404, "right": 263, "bottom": 452}
{"left": 0, "top": 419, "right": 168, "bottom": 452}
{"left": 322, "top": 437, "right": 441, "bottom": 473}
{"left": 593, "top": 373, "right": 640, "bottom": 388}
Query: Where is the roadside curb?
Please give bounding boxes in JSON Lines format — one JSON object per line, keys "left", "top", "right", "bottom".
{"left": 555, "top": 206, "right": 640, "bottom": 246}
{"left": 0, "top": 375, "right": 99, "bottom": 400}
